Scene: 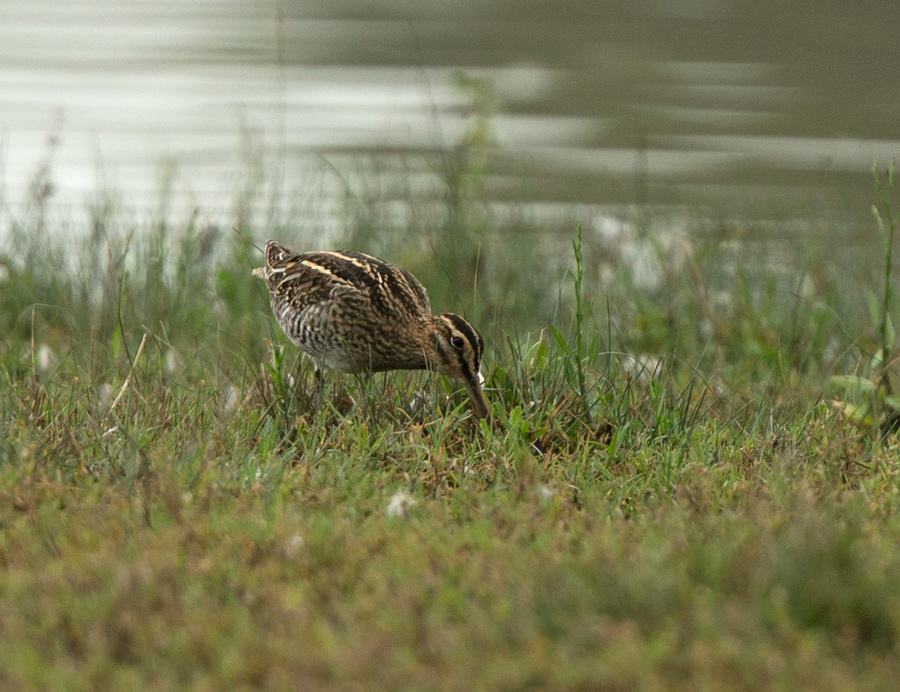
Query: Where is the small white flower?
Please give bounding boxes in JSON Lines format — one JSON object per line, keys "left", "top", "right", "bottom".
{"left": 165, "top": 349, "right": 182, "bottom": 375}
{"left": 594, "top": 216, "right": 632, "bottom": 242}
{"left": 222, "top": 385, "right": 240, "bottom": 413}
{"left": 799, "top": 274, "right": 816, "bottom": 300}
{"left": 711, "top": 291, "right": 732, "bottom": 310}
{"left": 537, "top": 484, "right": 556, "bottom": 504}
{"left": 598, "top": 262, "right": 617, "bottom": 288}
{"left": 95, "top": 383, "right": 115, "bottom": 414}
{"left": 623, "top": 354, "right": 662, "bottom": 381}
{"left": 624, "top": 242, "right": 662, "bottom": 291}
{"left": 284, "top": 535, "right": 305, "bottom": 558}
{"left": 386, "top": 491, "right": 417, "bottom": 518}
{"left": 36, "top": 344, "right": 55, "bottom": 372}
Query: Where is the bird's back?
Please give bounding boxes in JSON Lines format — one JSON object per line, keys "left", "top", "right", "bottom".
{"left": 255, "top": 241, "right": 434, "bottom": 372}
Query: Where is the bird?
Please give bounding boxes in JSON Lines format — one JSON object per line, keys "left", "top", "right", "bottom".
{"left": 252, "top": 240, "right": 490, "bottom": 420}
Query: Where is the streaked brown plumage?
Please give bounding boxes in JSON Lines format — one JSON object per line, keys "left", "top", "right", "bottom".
{"left": 253, "top": 240, "right": 489, "bottom": 419}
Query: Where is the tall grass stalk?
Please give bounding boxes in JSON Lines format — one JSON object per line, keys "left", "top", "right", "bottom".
{"left": 874, "top": 161, "right": 899, "bottom": 394}
{"left": 572, "top": 222, "right": 590, "bottom": 423}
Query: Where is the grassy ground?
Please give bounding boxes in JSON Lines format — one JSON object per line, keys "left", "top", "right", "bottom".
{"left": 2, "top": 166, "right": 900, "bottom": 690}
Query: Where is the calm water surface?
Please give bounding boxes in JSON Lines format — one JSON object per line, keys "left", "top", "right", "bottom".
{"left": 3, "top": 0, "right": 900, "bottom": 235}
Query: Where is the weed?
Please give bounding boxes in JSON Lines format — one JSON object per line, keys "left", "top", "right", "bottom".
{"left": 831, "top": 162, "right": 900, "bottom": 433}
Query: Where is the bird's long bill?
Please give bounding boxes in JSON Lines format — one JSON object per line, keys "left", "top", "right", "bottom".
{"left": 463, "top": 373, "right": 490, "bottom": 420}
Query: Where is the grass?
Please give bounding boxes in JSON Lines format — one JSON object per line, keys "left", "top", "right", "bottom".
{"left": 2, "top": 149, "right": 900, "bottom": 690}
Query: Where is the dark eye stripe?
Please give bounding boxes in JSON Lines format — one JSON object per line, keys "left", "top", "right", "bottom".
{"left": 442, "top": 313, "right": 483, "bottom": 365}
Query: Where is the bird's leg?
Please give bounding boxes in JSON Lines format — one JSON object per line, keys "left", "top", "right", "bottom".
{"left": 311, "top": 361, "right": 327, "bottom": 414}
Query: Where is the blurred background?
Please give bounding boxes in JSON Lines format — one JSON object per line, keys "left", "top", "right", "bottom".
{"left": 3, "top": 0, "right": 900, "bottom": 380}
{"left": 4, "top": 0, "right": 900, "bottom": 224}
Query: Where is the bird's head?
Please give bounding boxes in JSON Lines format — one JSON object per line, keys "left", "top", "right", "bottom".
{"left": 432, "top": 313, "right": 489, "bottom": 420}
{"left": 251, "top": 240, "right": 290, "bottom": 282}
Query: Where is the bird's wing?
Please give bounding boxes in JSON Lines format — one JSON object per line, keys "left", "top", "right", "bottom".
{"left": 307, "top": 251, "right": 432, "bottom": 318}
{"left": 257, "top": 243, "right": 432, "bottom": 319}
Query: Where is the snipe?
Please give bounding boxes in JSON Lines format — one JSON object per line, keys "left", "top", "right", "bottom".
{"left": 253, "top": 240, "right": 489, "bottom": 419}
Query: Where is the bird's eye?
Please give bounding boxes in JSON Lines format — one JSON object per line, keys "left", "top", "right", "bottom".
{"left": 451, "top": 336, "right": 466, "bottom": 350}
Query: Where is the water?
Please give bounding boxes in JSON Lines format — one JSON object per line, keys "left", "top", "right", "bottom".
{"left": 3, "top": 0, "right": 900, "bottom": 233}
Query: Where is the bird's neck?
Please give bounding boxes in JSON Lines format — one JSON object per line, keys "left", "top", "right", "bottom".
{"left": 413, "top": 316, "right": 442, "bottom": 370}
